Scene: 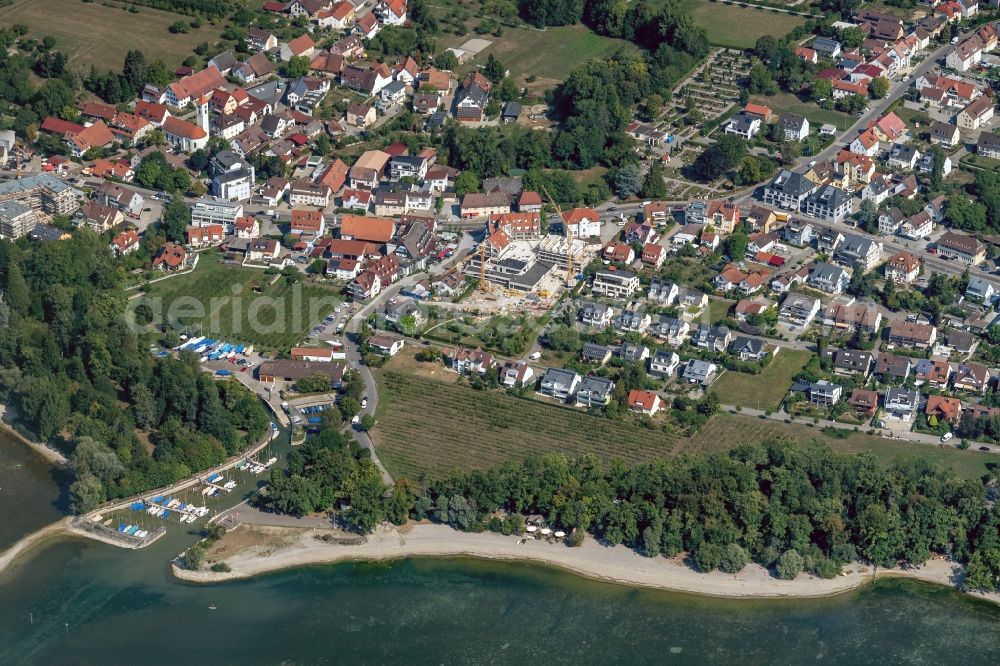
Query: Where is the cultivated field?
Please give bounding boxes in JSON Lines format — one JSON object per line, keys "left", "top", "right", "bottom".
{"left": 4, "top": 0, "right": 225, "bottom": 71}
{"left": 678, "top": 414, "right": 998, "bottom": 480}
{"left": 140, "top": 253, "right": 340, "bottom": 350}
{"left": 683, "top": 1, "right": 807, "bottom": 49}
{"left": 710, "top": 349, "right": 811, "bottom": 410}
{"left": 371, "top": 370, "right": 681, "bottom": 481}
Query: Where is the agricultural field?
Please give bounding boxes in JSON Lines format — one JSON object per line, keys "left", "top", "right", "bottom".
{"left": 751, "top": 93, "right": 853, "bottom": 130}
{"left": 139, "top": 252, "right": 340, "bottom": 350}
{"left": 680, "top": 1, "right": 807, "bottom": 49}
{"left": 677, "top": 413, "right": 998, "bottom": 480}
{"left": 710, "top": 349, "right": 812, "bottom": 410}
{"left": 4, "top": 0, "right": 225, "bottom": 71}
{"left": 371, "top": 370, "right": 681, "bottom": 481}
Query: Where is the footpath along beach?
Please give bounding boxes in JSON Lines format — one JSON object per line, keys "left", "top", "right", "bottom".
{"left": 172, "top": 521, "right": 1000, "bottom": 605}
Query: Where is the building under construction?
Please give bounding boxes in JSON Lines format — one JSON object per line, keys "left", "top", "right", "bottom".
{"left": 463, "top": 234, "right": 592, "bottom": 293}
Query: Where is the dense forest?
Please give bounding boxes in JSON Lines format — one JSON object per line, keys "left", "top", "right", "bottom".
{"left": 0, "top": 233, "right": 270, "bottom": 512}
{"left": 262, "top": 428, "right": 1000, "bottom": 592}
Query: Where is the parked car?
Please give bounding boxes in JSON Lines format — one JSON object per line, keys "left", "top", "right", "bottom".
{"left": 941, "top": 432, "right": 954, "bottom": 443}
{"left": 528, "top": 351, "right": 542, "bottom": 360}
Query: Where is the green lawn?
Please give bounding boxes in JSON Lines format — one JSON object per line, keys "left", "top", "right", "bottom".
{"left": 960, "top": 154, "right": 1000, "bottom": 173}
{"left": 711, "top": 349, "right": 811, "bottom": 410}
{"left": 139, "top": 251, "right": 340, "bottom": 351}
{"left": 751, "top": 93, "right": 853, "bottom": 130}
{"left": 446, "top": 23, "right": 636, "bottom": 86}
{"left": 683, "top": 1, "right": 807, "bottom": 49}
{"left": 707, "top": 297, "right": 732, "bottom": 323}
{"left": 4, "top": 0, "right": 225, "bottom": 71}
{"left": 678, "top": 413, "right": 999, "bottom": 480}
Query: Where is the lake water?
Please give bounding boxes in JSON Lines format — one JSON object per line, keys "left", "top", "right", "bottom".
{"left": 3, "top": 432, "right": 1000, "bottom": 664}
{"left": 0, "top": 431, "right": 66, "bottom": 551}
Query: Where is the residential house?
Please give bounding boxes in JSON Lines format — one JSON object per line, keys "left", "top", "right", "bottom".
{"left": 617, "top": 307, "right": 651, "bottom": 333}
{"left": 885, "top": 252, "right": 920, "bottom": 284}
{"left": 779, "top": 293, "right": 822, "bottom": 329}
{"left": 724, "top": 112, "right": 761, "bottom": 139}
{"left": 647, "top": 278, "right": 678, "bottom": 305}
{"left": 966, "top": 276, "right": 995, "bottom": 302}
{"left": 888, "top": 320, "right": 937, "bottom": 348}
{"left": 562, "top": 207, "right": 602, "bottom": 238}
{"left": 808, "top": 262, "right": 850, "bottom": 294}
{"left": 780, "top": 114, "right": 810, "bottom": 142}
{"left": 346, "top": 102, "right": 376, "bottom": 127}
{"left": 280, "top": 34, "right": 316, "bottom": 61}
{"left": 578, "top": 301, "right": 614, "bottom": 327}
{"left": 151, "top": 242, "right": 193, "bottom": 271}
{"left": 730, "top": 336, "right": 768, "bottom": 361}
{"left": 926, "top": 395, "right": 962, "bottom": 423}
{"left": 808, "top": 380, "right": 843, "bottom": 407}
{"left": 641, "top": 243, "right": 666, "bottom": 268}
{"left": 691, "top": 324, "right": 732, "bottom": 352}
{"left": 455, "top": 72, "right": 491, "bottom": 121}
{"left": 831, "top": 349, "right": 874, "bottom": 378}
{"left": 368, "top": 333, "right": 405, "bottom": 357}
{"left": 977, "top": 131, "right": 1000, "bottom": 159}
{"left": 627, "top": 390, "right": 662, "bottom": 416}
{"left": 444, "top": 347, "right": 496, "bottom": 375}
{"left": 884, "top": 387, "right": 919, "bottom": 421}
{"left": 648, "top": 350, "right": 680, "bottom": 378}
{"left": 915, "top": 358, "right": 953, "bottom": 388}
{"left": 899, "top": 211, "right": 934, "bottom": 240}
{"left": 537, "top": 368, "right": 582, "bottom": 401}
{"left": 957, "top": 96, "right": 995, "bottom": 133}
{"left": 782, "top": 219, "right": 813, "bottom": 246}
{"left": 683, "top": 359, "right": 718, "bottom": 385}
{"left": 818, "top": 228, "right": 845, "bottom": 252}
{"left": 875, "top": 352, "right": 912, "bottom": 383}
{"left": 575, "top": 376, "right": 616, "bottom": 408}
{"left": 500, "top": 360, "right": 534, "bottom": 388}
{"left": 580, "top": 342, "right": 613, "bottom": 365}
{"left": 592, "top": 269, "right": 639, "bottom": 300}
{"left": 953, "top": 363, "right": 990, "bottom": 393}
{"left": 834, "top": 234, "right": 882, "bottom": 272}
{"left": 848, "top": 388, "right": 879, "bottom": 418}
{"left": 655, "top": 316, "right": 689, "bottom": 346}
{"left": 928, "top": 122, "right": 961, "bottom": 148}
{"left": 887, "top": 144, "right": 920, "bottom": 171}
{"left": 850, "top": 129, "right": 880, "bottom": 157}
{"left": 823, "top": 303, "right": 882, "bottom": 333}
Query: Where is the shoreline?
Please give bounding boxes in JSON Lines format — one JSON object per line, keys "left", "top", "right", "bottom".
{"left": 0, "top": 518, "right": 72, "bottom": 578}
{"left": 0, "top": 405, "right": 67, "bottom": 466}
{"left": 171, "top": 522, "right": 1000, "bottom": 606}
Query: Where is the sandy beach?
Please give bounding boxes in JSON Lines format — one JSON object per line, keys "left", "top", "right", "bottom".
{"left": 0, "top": 404, "right": 67, "bottom": 465}
{"left": 171, "top": 522, "right": 1000, "bottom": 604}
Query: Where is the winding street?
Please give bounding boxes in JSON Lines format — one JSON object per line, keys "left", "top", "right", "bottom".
{"left": 341, "top": 231, "right": 475, "bottom": 487}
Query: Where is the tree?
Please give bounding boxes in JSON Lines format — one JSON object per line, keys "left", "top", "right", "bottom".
{"left": 724, "top": 228, "right": 749, "bottom": 261}
{"left": 640, "top": 161, "right": 668, "bottom": 199}
{"left": 856, "top": 199, "right": 878, "bottom": 234}
{"left": 161, "top": 194, "right": 190, "bottom": 242}
{"left": 435, "top": 50, "right": 459, "bottom": 71}
{"left": 928, "top": 145, "right": 945, "bottom": 192}
{"left": 69, "top": 473, "right": 104, "bottom": 513}
{"left": 719, "top": 543, "right": 750, "bottom": 573}
{"left": 776, "top": 549, "right": 804, "bottom": 580}
{"left": 483, "top": 54, "right": 506, "bottom": 84}
{"left": 869, "top": 76, "right": 889, "bottom": 100}
{"left": 613, "top": 164, "right": 643, "bottom": 199}
{"left": 811, "top": 78, "right": 833, "bottom": 102}
{"left": 693, "top": 542, "right": 724, "bottom": 572}
{"left": 455, "top": 171, "right": 480, "bottom": 197}
{"left": 359, "top": 414, "right": 376, "bottom": 431}
{"left": 690, "top": 135, "right": 746, "bottom": 182}
{"left": 283, "top": 55, "right": 310, "bottom": 78}
{"left": 3, "top": 261, "right": 30, "bottom": 317}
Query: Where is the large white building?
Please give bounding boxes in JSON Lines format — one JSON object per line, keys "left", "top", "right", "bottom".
{"left": 190, "top": 198, "right": 245, "bottom": 233}
{"left": 210, "top": 150, "right": 256, "bottom": 202}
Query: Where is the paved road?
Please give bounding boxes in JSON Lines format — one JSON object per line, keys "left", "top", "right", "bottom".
{"left": 724, "top": 404, "right": 1000, "bottom": 453}
{"left": 341, "top": 231, "right": 475, "bottom": 487}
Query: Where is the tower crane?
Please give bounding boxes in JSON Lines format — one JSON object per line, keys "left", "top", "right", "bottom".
{"left": 540, "top": 185, "right": 574, "bottom": 287}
